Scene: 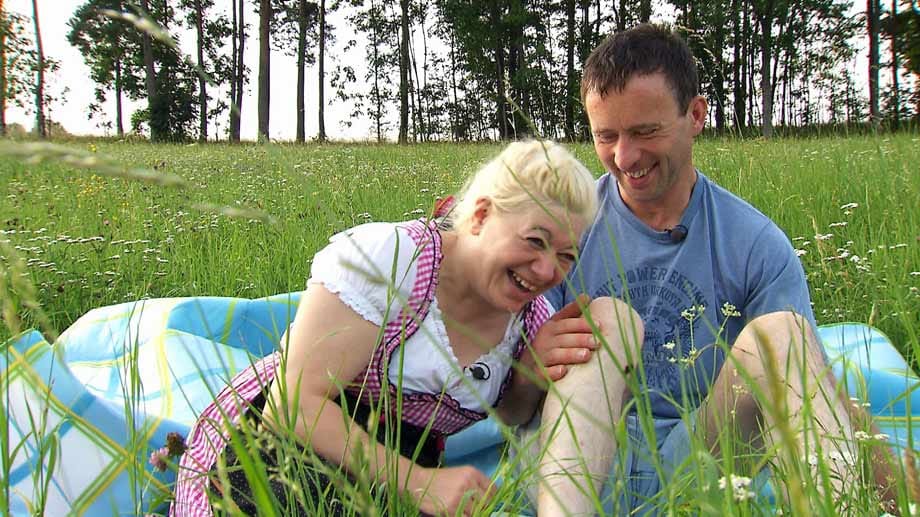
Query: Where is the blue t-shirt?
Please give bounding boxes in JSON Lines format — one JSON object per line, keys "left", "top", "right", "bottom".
{"left": 547, "top": 171, "right": 816, "bottom": 419}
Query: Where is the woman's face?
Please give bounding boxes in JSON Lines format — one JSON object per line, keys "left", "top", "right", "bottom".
{"left": 468, "top": 199, "right": 586, "bottom": 313}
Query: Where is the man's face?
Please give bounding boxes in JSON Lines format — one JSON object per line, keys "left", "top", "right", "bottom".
{"left": 585, "top": 72, "right": 706, "bottom": 215}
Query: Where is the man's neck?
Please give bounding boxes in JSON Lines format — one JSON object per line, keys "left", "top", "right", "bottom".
{"left": 620, "top": 169, "right": 698, "bottom": 231}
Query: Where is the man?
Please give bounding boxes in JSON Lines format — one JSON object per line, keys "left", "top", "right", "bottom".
{"left": 520, "top": 24, "right": 895, "bottom": 516}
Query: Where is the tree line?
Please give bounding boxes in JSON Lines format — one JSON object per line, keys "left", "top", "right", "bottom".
{"left": 1, "top": 0, "right": 918, "bottom": 142}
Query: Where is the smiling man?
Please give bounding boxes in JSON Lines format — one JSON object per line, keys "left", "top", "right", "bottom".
{"left": 520, "top": 23, "right": 897, "bottom": 516}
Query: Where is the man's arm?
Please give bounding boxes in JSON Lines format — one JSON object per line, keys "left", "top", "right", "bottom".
{"left": 495, "top": 296, "right": 598, "bottom": 425}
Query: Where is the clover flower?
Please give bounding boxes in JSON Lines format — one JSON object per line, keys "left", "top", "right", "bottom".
{"left": 149, "top": 447, "right": 169, "bottom": 472}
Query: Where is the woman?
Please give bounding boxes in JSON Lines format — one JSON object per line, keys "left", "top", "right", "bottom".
{"left": 171, "top": 140, "right": 598, "bottom": 516}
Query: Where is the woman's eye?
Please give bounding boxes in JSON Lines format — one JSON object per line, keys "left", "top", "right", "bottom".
{"left": 527, "top": 237, "right": 547, "bottom": 249}
{"left": 558, "top": 253, "right": 576, "bottom": 265}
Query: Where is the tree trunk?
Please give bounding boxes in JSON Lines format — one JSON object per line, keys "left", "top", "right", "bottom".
{"left": 564, "top": 0, "right": 576, "bottom": 141}
{"left": 639, "top": 0, "right": 652, "bottom": 22}
{"left": 616, "top": 0, "right": 626, "bottom": 31}
{"left": 732, "top": 0, "right": 743, "bottom": 132}
{"left": 317, "top": 0, "right": 326, "bottom": 142}
{"left": 230, "top": 0, "right": 240, "bottom": 142}
{"left": 496, "top": 44, "right": 509, "bottom": 139}
{"left": 1, "top": 14, "right": 8, "bottom": 137}
{"left": 398, "top": 0, "right": 409, "bottom": 144}
{"left": 370, "top": 1, "right": 381, "bottom": 142}
{"left": 115, "top": 60, "right": 124, "bottom": 137}
{"left": 489, "top": 4, "right": 510, "bottom": 140}
{"left": 867, "top": 0, "right": 880, "bottom": 128}
{"left": 236, "top": 0, "right": 245, "bottom": 134}
{"left": 410, "top": 34, "right": 426, "bottom": 141}
{"left": 890, "top": 0, "right": 899, "bottom": 130}
{"left": 508, "top": 20, "right": 527, "bottom": 137}
{"left": 195, "top": 0, "right": 207, "bottom": 141}
{"left": 420, "top": 12, "right": 433, "bottom": 142}
{"left": 257, "top": 0, "right": 270, "bottom": 142}
{"left": 31, "top": 0, "right": 45, "bottom": 138}
{"left": 713, "top": 8, "right": 726, "bottom": 133}
{"left": 296, "top": 0, "right": 307, "bottom": 142}
{"left": 759, "top": 24, "right": 772, "bottom": 138}
{"left": 449, "top": 30, "right": 460, "bottom": 141}
{"left": 754, "top": 0, "right": 774, "bottom": 138}
{"left": 140, "top": 0, "right": 158, "bottom": 141}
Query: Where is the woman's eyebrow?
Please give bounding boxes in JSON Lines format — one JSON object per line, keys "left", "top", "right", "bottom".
{"left": 530, "top": 226, "right": 552, "bottom": 239}
{"left": 532, "top": 226, "right": 577, "bottom": 250}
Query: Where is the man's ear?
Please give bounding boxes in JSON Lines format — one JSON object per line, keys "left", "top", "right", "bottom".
{"left": 687, "top": 95, "right": 708, "bottom": 136}
{"left": 471, "top": 197, "right": 492, "bottom": 235}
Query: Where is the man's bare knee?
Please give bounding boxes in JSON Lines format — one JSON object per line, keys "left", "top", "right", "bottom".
{"left": 581, "top": 297, "right": 644, "bottom": 372}
{"left": 736, "top": 311, "right": 820, "bottom": 361}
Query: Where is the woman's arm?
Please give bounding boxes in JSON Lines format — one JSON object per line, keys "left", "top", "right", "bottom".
{"left": 265, "top": 284, "right": 493, "bottom": 516}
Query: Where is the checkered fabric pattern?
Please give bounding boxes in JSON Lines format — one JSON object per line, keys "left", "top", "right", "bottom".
{"left": 2, "top": 293, "right": 300, "bottom": 516}
{"left": 819, "top": 323, "right": 920, "bottom": 452}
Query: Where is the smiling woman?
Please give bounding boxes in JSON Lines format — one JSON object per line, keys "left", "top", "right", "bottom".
{"left": 170, "top": 140, "right": 598, "bottom": 516}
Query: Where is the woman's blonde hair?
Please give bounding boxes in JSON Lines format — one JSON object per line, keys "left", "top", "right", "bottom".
{"left": 444, "top": 140, "right": 597, "bottom": 231}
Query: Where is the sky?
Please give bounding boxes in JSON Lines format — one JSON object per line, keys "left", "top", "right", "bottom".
{"left": 3, "top": 1, "right": 901, "bottom": 141}
{"left": 4, "top": 0, "right": 377, "bottom": 141}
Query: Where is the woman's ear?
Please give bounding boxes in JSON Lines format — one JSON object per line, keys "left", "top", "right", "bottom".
{"left": 470, "top": 197, "right": 492, "bottom": 235}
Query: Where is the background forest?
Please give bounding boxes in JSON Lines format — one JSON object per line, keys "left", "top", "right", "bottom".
{"left": 1, "top": 0, "right": 919, "bottom": 144}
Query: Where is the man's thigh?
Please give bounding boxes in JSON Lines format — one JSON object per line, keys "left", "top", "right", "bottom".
{"left": 512, "top": 413, "right": 693, "bottom": 516}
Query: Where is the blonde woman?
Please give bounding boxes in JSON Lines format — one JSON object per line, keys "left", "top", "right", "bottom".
{"left": 171, "top": 140, "right": 601, "bottom": 517}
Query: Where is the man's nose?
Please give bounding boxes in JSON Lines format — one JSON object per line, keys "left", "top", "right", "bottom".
{"left": 614, "top": 135, "right": 640, "bottom": 172}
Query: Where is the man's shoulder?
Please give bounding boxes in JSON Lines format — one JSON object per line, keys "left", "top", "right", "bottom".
{"left": 699, "top": 172, "right": 797, "bottom": 260}
{"left": 699, "top": 172, "right": 774, "bottom": 231}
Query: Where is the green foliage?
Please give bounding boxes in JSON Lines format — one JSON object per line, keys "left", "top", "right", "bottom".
{"left": 0, "top": 136, "right": 915, "bottom": 355}
{"left": 0, "top": 9, "right": 38, "bottom": 110}
{"left": 883, "top": 2, "right": 920, "bottom": 78}
{"left": 66, "top": 1, "right": 145, "bottom": 104}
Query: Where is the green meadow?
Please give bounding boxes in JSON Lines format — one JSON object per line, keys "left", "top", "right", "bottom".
{"left": 1, "top": 136, "right": 917, "bottom": 349}
{"left": 1, "top": 135, "right": 919, "bottom": 515}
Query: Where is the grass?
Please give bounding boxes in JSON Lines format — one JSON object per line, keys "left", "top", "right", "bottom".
{"left": 0, "top": 134, "right": 919, "bottom": 516}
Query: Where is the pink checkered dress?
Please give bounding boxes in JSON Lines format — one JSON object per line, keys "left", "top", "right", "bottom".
{"left": 170, "top": 219, "right": 551, "bottom": 516}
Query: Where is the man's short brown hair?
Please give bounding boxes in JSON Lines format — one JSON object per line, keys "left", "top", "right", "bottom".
{"left": 581, "top": 23, "right": 699, "bottom": 113}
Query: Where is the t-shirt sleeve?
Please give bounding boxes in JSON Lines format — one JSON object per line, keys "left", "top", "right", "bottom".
{"left": 544, "top": 282, "right": 566, "bottom": 312}
{"left": 743, "top": 223, "right": 818, "bottom": 331}
{"left": 307, "top": 222, "right": 419, "bottom": 327}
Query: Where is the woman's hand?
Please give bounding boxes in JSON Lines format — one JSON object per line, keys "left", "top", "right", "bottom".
{"left": 409, "top": 465, "right": 496, "bottom": 516}
{"left": 522, "top": 294, "right": 600, "bottom": 385}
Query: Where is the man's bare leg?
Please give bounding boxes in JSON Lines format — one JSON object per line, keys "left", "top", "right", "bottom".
{"left": 538, "top": 297, "right": 643, "bottom": 516}
{"left": 699, "top": 311, "right": 895, "bottom": 504}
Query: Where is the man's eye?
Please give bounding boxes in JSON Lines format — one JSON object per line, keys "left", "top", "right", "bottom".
{"left": 594, "top": 133, "right": 617, "bottom": 144}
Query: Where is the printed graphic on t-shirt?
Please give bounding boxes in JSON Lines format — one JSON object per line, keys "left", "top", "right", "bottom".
{"left": 593, "top": 265, "right": 716, "bottom": 402}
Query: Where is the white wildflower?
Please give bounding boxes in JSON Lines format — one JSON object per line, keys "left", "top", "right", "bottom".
{"left": 721, "top": 302, "right": 741, "bottom": 318}
{"left": 840, "top": 202, "right": 859, "bottom": 210}
{"left": 718, "top": 474, "right": 755, "bottom": 502}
